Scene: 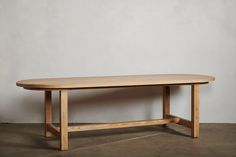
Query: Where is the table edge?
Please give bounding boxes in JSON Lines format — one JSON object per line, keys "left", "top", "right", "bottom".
{"left": 16, "top": 74, "right": 215, "bottom": 90}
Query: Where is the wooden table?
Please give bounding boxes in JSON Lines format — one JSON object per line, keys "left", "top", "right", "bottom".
{"left": 16, "top": 74, "right": 215, "bottom": 150}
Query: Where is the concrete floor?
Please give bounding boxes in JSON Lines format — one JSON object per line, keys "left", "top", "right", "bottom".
{"left": 0, "top": 123, "right": 235, "bottom": 157}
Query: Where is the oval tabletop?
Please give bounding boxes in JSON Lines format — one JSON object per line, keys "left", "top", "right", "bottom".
{"left": 16, "top": 74, "right": 215, "bottom": 90}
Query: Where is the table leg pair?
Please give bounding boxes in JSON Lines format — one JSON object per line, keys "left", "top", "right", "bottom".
{"left": 163, "top": 85, "right": 199, "bottom": 138}
{"left": 44, "top": 85, "right": 199, "bottom": 151}
{"left": 45, "top": 90, "right": 68, "bottom": 150}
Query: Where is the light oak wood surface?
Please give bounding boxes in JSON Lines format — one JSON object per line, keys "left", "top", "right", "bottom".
{"left": 163, "top": 86, "right": 170, "bottom": 127}
{"left": 45, "top": 91, "right": 53, "bottom": 137}
{"left": 16, "top": 74, "right": 215, "bottom": 151}
{"left": 191, "top": 84, "right": 200, "bottom": 138}
{"left": 68, "top": 119, "right": 171, "bottom": 132}
{"left": 60, "top": 90, "right": 68, "bottom": 150}
{"left": 16, "top": 74, "right": 214, "bottom": 90}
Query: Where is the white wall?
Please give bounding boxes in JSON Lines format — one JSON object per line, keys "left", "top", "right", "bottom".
{"left": 0, "top": 0, "right": 236, "bottom": 123}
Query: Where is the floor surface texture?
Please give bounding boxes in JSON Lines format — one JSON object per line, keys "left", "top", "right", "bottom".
{"left": 0, "top": 123, "right": 235, "bottom": 157}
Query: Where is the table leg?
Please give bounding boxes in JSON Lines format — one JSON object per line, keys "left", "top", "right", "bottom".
{"left": 163, "top": 86, "right": 170, "bottom": 127}
{"left": 45, "top": 91, "right": 53, "bottom": 137}
{"left": 191, "top": 84, "right": 199, "bottom": 138}
{"left": 60, "top": 90, "right": 68, "bottom": 150}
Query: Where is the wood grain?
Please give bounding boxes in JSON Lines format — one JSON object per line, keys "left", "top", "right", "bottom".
{"left": 47, "top": 124, "right": 60, "bottom": 137}
{"left": 60, "top": 90, "right": 68, "bottom": 150}
{"left": 67, "top": 119, "right": 171, "bottom": 132}
{"left": 191, "top": 84, "right": 200, "bottom": 138}
{"left": 166, "top": 114, "right": 191, "bottom": 128}
{"left": 16, "top": 74, "right": 215, "bottom": 90}
{"left": 45, "top": 91, "right": 53, "bottom": 137}
{"left": 163, "top": 86, "right": 170, "bottom": 127}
